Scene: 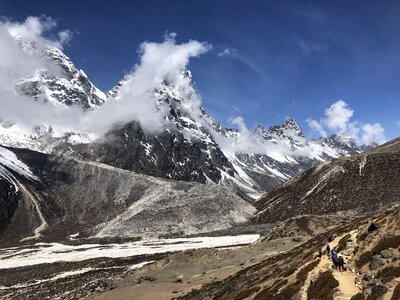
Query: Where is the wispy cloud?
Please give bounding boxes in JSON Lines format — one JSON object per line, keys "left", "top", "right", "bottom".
{"left": 3, "top": 15, "right": 72, "bottom": 49}
{"left": 291, "top": 5, "right": 327, "bottom": 23}
{"left": 307, "top": 118, "right": 327, "bottom": 138}
{"left": 298, "top": 39, "right": 325, "bottom": 55}
{"left": 217, "top": 48, "right": 231, "bottom": 57}
{"left": 221, "top": 48, "right": 267, "bottom": 80}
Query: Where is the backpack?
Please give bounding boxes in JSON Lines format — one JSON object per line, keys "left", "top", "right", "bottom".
{"left": 331, "top": 250, "right": 337, "bottom": 261}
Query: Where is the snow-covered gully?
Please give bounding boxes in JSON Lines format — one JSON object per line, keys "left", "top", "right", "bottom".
{"left": 19, "top": 183, "right": 48, "bottom": 241}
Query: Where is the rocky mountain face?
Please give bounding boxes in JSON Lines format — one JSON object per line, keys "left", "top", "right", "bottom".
{"left": 1, "top": 38, "right": 362, "bottom": 200}
{"left": 0, "top": 146, "right": 255, "bottom": 243}
{"left": 14, "top": 38, "right": 106, "bottom": 109}
{"left": 70, "top": 71, "right": 361, "bottom": 199}
{"left": 254, "top": 137, "right": 400, "bottom": 223}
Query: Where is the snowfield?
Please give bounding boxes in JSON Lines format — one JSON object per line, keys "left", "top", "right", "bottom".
{"left": 0, "top": 235, "right": 260, "bottom": 269}
{"left": 0, "top": 146, "right": 39, "bottom": 190}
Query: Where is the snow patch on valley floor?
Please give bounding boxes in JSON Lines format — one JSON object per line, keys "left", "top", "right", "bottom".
{"left": 0, "top": 261, "right": 154, "bottom": 290}
{"left": 0, "top": 235, "right": 260, "bottom": 269}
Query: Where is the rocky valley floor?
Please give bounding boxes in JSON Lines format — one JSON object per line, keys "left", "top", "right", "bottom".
{"left": 2, "top": 206, "right": 398, "bottom": 300}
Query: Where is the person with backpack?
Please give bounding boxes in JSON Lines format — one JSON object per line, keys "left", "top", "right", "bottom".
{"left": 337, "top": 254, "right": 345, "bottom": 272}
{"left": 331, "top": 247, "right": 338, "bottom": 269}
{"left": 326, "top": 242, "right": 331, "bottom": 257}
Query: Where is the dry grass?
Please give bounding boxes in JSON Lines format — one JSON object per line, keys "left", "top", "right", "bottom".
{"left": 233, "top": 286, "right": 260, "bottom": 300}
{"left": 356, "top": 251, "right": 373, "bottom": 268}
{"left": 371, "top": 235, "right": 400, "bottom": 254}
{"left": 350, "top": 293, "right": 365, "bottom": 300}
{"left": 356, "top": 232, "right": 367, "bottom": 242}
{"left": 296, "top": 259, "right": 320, "bottom": 281}
{"left": 377, "top": 266, "right": 400, "bottom": 284}
{"left": 392, "top": 282, "right": 400, "bottom": 300}
{"left": 307, "top": 271, "right": 339, "bottom": 300}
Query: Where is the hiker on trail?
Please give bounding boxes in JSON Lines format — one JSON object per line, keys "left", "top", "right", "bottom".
{"left": 337, "top": 254, "right": 345, "bottom": 272}
{"left": 326, "top": 242, "right": 331, "bottom": 256}
{"left": 331, "top": 247, "right": 338, "bottom": 269}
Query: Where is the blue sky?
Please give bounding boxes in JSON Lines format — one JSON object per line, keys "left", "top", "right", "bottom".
{"left": 1, "top": 0, "right": 399, "bottom": 141}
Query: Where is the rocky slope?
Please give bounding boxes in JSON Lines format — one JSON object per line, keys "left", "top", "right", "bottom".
{"left": 0, "top": 146, "right": 255, "bottom": 243}
{"left": 70, "top": 70, "right": 360, "bottom": 199}
{"left": 179, "top": 204, "right": 400, "bottom": 300}
{"left": 14, "top": 37, "right": 106, "bottom": 109}
{"left": 254, "top": 137, "right": 400, "bottom": 223}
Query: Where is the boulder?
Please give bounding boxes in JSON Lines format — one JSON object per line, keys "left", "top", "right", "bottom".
{"left": 369, "top": 257, "right": 385, "bottom": 270}
{"left": 380, "top": 249, "right": 394, "bottom": 259}
{"left": 367, "top": 223, "right": 378, "bottom": 233}
{"left": 371, "top": 284, "right": 388, "bottom": 296}
{"left": 362, "top": 273, "right": 372, "bottom": 281}
{"left": 346, "top": 241, "right": 354, "bottom": 249}
{"left": 272, "top": 267, "right": 284, "bottom": 277}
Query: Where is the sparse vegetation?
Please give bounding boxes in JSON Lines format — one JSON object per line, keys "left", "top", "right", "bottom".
{"left": 233, "top": 286, "right": 260, "bottom": 300}
{"left": 377, "top": 266, "right": 400, "bottom": 283}
{"left": 371, "top": 235, "right": 400, "bottom": 254}
{"left": 295, "top": 216, "right": 312, "bottom": 235}
{"left": 282, "top": 267, "right": 296, "bottom": 277}
{"left": 307, "top": 271, "right": 339, "bottom": 300}
{"left": 357, "top": 232, "right": 367, "bottom": 242}
{"left": 350, "top": 293, "right": 365, "bottom": 300}
{"left": 254, "top": 281, "right": 301, "bottom": 300}
{"left": 253, "top": 287, "right": 278, "bottom": 300}
{"left": 278, "top": 282, "right": 301, "bottom": 299}
{"left": 270, "top": 279, "right": 288, "bottom": 292}
{"left": 296, "top": 259, "right": 320, "bottom": 281}
{"left": 356, "top": 251, "right": 373, "bottom": 268}
{"left": 392, "top": 282, "right": 400, "bottom": 300}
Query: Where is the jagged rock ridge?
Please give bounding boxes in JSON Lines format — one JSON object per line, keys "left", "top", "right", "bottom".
{"left": 2, "top": 38, "right": 362, "bottom": 199}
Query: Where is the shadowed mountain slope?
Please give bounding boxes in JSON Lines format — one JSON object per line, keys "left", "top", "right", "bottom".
{"left": 254, "top": 137, "right": 400, "bottom": 223}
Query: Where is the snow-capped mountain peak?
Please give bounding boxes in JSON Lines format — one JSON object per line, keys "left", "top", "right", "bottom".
{"left": 0, "top": 41, "right": 364, "bottom": 200}
{"left": 265, "top": 117, "right": 304, "bottom": 138}
{"left": 14, "top": 37, "right": 106, "bottom": 109}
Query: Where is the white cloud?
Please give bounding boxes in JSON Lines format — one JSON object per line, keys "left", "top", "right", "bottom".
{"left": 87, "top": 34, "right": 211, "bottom": 133}
{"left": 217, "top": 48, "right": 231, "bottom": 57}
{"left": 0, "top": 18, "right": 211, "bottom": 135}
{"left": 324, "top": 100, "right": 354, "bottom": 132}
{"left": 306, "top": 118, "right": 327, "bottom": 137}
{"left": 215, "top": 48, "right": 266, "bottom": 80}
{"left": 299, "top": 40, "right": 324, "bottom": 55}
{"left": 0, "top": 17, "right": 81, "bottom": 132}
{"left": 58, "top": 29, "right": 73, "bottom": 46}
{"left": 361, "top": 123, "right": 385, "bottom": 145}
{"left": 307, "top": 100, "right": 385, "bottom": 145}
{"left": 3, "top": 16, "right": 71, "bottom": 49}
{"left": 211, "top": 115, "right": 314, "bottom": 160}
